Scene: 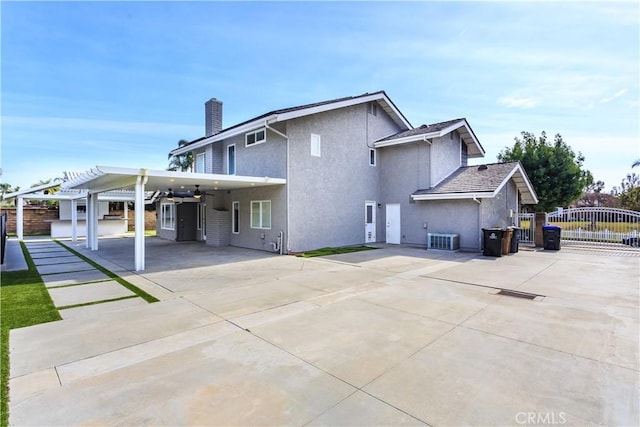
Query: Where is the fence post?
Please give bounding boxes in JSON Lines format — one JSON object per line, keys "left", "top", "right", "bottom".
{"left": 535, "top": 212, "right": 546, "bottom": 247}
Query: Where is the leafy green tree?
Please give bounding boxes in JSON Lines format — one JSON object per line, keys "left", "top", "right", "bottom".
{"left": 613, "top": 173, "right": 640, "bottom": 211}
{"left": 29, "top": 178, "right": 61, "bottom": 207}
{"left": 167, "top": 139, "right": 193, "bottom": 172}
{"left": 497, "top": 131, "right": 592, "bottom": 211}
{"left": 0, "top": 183, "right": 20, "bottom": 205}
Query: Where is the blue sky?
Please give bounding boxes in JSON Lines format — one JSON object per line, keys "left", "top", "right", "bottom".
{"left": 2, "top": 1, "right": 638, "bottom": 192}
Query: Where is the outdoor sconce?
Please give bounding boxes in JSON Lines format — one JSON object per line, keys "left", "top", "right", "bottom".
{"left": 167, "top": 189, "right": 174, "bottom": 201}
{"left": 194, "top": 185, "right": 202, "bottom": 199}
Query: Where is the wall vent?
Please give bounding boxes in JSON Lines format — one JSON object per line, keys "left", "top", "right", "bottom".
{"left": 427, "top": 233, "right": 460, "bottom": 251}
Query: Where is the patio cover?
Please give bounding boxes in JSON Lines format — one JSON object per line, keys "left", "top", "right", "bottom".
{"left": 7, "top": 166, "right": 286, "bottom": 271}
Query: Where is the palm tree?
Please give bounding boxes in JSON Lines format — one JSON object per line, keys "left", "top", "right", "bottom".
{"left": 167, "top": 139, "right": 193, "bottom": 172}
{"left": 633, "top": 159, "right": 640, "bottom": 168}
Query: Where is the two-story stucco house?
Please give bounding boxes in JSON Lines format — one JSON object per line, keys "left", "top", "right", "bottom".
{"left": 161, "top": 91, "right": 538, "bottom": 253}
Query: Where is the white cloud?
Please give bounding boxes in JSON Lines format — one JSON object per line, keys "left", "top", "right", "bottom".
{"left": 1, "top": 116, "right": 202, "bottom": 137}
{"left": 498, "top": 96, "right": 539, "bottom": 109}
{"left": 599, "top": 88, "right": 629, "bottom": 104}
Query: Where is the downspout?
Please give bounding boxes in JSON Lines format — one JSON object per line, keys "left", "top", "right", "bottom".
{"left": 473, "top": 194, "right": 482, "bottom": 251}
{"left": 265, "top": 122, "right": 289, "bottom": 254}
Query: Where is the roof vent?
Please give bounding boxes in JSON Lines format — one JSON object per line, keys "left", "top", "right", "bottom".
{"left": 478, "top": 165, "right": 488, "bottom": 171}
{"left": 420, "top": 124, "right": 428, "bottom": 129}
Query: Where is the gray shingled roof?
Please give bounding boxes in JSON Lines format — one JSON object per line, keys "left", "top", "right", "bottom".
{"left": 181, "top": 91, "right": 410, "bottom": 148}
{"left": 413, "top": 162, "right": 521, "bottom": 195}
{"left": 377, "top": 118, "right": 465, "bottom": 142}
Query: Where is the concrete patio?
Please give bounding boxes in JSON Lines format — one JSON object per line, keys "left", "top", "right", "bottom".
{"left": 8, "top": 237, "right": 640, "bottom": 426}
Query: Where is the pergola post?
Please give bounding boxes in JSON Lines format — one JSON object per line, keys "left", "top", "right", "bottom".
{"left": 85, "top": 195, "right": 92, "bottom": 249}
{"left": 16, "top": 196, "right": 24, "bottom": 241}
{"left": 71, "top": 199, "right": 78, "bottom": 243}
{"left": 134, "top": 175, "right": 147, "bottom": 271}
{"left": 124, "top": 201, "right": 129, "bottom": 231}
{"left": 90, "top": 193, "right": 99, "bottom": 250}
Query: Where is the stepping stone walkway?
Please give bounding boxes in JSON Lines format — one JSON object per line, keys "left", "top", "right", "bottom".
{"left": 24, "top": 241, "right": 147, "bottom": 320}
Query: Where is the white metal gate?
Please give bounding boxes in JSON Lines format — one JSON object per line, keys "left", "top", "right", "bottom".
{"left": 546, "top": 207, "right": 639, "bottom": 249}
{"left": 517, "top": 212, "right": 535, "bottom": 244}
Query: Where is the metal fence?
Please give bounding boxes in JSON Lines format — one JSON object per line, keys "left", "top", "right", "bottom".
{"left": 546, "top": 207, "right": 639, "bottom": 248}
{"left": 517, "top": 212, "right": 535, "bottom": 244}
{"left": 1, "top": 212, "right": 7, "bottom": 264}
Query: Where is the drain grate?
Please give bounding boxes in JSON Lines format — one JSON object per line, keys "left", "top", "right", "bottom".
{"left": 496, "top": 289, "right": 541, "bottom": 300}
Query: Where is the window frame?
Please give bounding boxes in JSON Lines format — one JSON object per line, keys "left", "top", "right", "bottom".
{"left": 250, "top": 200, "right": 271, "bottom": 230}
{"left": 227, "top": 144, "right": 236, "bottom": 175}
{"left": 195, "top": 152, "right": 206, "bottom": 173}
{"left": 369, "top": 148, "right": 376, "bottom": 166}
{"left": 160, "top": 202, "right": 175, "bottom": 230}
{"left": 232, "top": 201, "right": 240, "bottom": 234}
{"left": 310, "top": 133, "right": 321, "bottom": 157}
{"left": 245, "top": 128, "right": 266, "bottom": 147}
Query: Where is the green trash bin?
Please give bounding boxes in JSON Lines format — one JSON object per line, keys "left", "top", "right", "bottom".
{"left": 482, "top": 228, "right": 504, "bottom": 257}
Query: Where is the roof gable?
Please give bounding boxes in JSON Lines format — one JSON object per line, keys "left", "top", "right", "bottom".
{"left": 171, "top": 91, "right": 412, "bottom": 156}
{"left": 412, "top": 161, "right": 538, "bottom": 204}
{"left": 375, "top": 118, "right": 485, "bottom": 158}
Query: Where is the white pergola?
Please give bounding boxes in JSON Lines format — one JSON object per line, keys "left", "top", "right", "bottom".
{"left": 6, "top": 166, "right": 285, "bottom": 271}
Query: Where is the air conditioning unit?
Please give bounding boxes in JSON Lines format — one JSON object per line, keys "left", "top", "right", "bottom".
{"left": 427, "top": 233, "right": 460, "bottom": 251}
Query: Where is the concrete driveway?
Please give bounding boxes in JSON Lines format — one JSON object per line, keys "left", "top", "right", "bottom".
{"left": 9, "top": 238, "right": 640, "bottom": 426}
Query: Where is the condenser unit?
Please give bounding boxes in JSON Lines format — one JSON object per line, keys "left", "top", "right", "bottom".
{"left": 427, "top": 233, "right": 460, "bottom": 251}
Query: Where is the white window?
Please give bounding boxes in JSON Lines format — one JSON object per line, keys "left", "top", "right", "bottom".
{"left": 160, "top": 203, "right": 175, "bottom": 230}
{"left": 246, "top": 129, "right": 266, "bottom": 147}
{"left": 227, "top": 144, "right": 236, "bottom": 175}
{"left": 368, "top": 102, "right": 378, "bottom": 116}
{"left": 250, "top": 200, "right": 271, "bottom": 229}
{"left": 310, "top": 133, "right": 321, "bottom": 157}
{"left": 195, "top": 152, "right": 206, "bottom": 173}
{"left": 369, "top": 148, "right": 376, "bottom": 166}
{"left": 232, "top": 201, "right": 239, "bottom": 234}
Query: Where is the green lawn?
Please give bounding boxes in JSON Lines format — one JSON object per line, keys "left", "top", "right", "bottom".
{"left": 545, "top": 221, "right": 638, "bottom": 232}
{"left": 519, "top": 220, "right": 638, "bottom": 233}
{"left": 1, "top": 242, "right": 61, "bottom": 427}
{"left": 298, "top": 246, "right": 377, "bottom": 258}
{"left": 55, "top": 241, "right": 159, "bottom": 303}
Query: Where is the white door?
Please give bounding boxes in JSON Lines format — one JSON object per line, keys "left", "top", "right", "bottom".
{"left": 386, "top": 203, "right": 401, "bottom": 244}
{"left": 365, "top": 201, "right": 376, "bottom": 243}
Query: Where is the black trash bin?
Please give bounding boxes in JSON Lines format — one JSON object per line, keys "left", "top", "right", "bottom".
{"left": 508, "top": 226, "right": 520, "bottom": 253}
{"left": 542, "top": 225, "right": 561, "bottom": 250}
{"left": 482, "top": 228, "right": 504, "bottom": 257}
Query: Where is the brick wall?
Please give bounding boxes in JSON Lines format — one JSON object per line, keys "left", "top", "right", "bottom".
{"left": 0, "top": 207, "right": 157, "bottom": 235}
{"left": 0, "top": 207, "right": 59, "bottom": 235}
{"left": 109, "top": 210, "right": 157, "bottom": 231}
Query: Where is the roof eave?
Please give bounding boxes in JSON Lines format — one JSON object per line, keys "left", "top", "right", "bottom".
{"left": 411, "top": 191, "right": 495, "bottom": 201}
{"left": 374, "top": 132, "right": 439, "bottom": 148}
{"left": 171, "top": 115, "right": 279, "bottom": 156}
{"left": 507, "top": 163, "right": 539, "bottom": 205}
{"left": 3, "top": 181, "right": 63, "bottom": 199}
{"left": 276, "top": 92, "right": 411, "bottom": 129}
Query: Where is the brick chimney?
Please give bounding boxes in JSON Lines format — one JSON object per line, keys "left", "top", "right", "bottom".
{"left": 205, "top": 98, "right": 223, "bottom": 136}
